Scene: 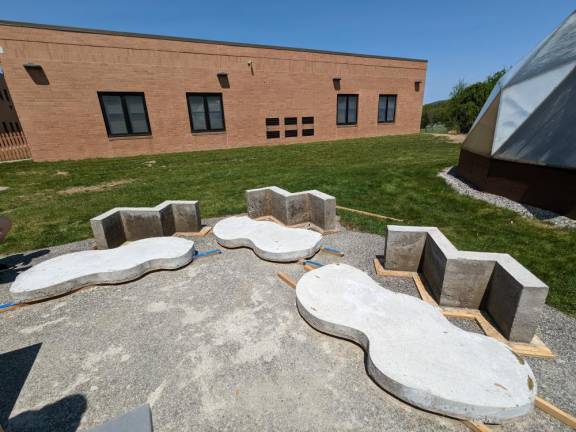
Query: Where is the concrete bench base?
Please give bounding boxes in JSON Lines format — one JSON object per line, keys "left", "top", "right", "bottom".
{"left": 246, "top": 186, "right": 336, "bottom": 231}
{"left": 91, "top": 200, "right": 201, "bottom": 249}
{"left": 384, "top": 225, "right": 548, "bottom": 343}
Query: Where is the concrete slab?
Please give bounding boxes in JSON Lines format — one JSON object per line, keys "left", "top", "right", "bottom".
{"left": 213, "top": 216, "right": 322, "bottom": 262}
{"left": 296, "top": 263, "right": 536, "bottom": 423}
{"left": 9, "top": 237, "right": 195, "bottom": 302}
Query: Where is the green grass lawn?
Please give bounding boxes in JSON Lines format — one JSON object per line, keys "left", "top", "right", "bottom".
{"left": 1, "top": 134, "right": 574, "bottom": 316}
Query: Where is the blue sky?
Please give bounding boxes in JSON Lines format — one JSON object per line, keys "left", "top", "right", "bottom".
{"left": 1, "top": 1, "right": 574, "bottom": 103}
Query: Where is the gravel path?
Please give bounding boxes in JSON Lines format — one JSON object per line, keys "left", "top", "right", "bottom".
{"left": 0, "top": 218, "right": 573, "bottom": 431}
{"left": 439, "top": 167, "right": 576, "bottom": 229}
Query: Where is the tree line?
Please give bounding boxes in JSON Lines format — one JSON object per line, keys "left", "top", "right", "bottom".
{"left": 421, "top": 69, "right": 506, "bottom": 134}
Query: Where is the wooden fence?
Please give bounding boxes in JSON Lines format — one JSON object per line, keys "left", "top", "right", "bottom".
{"left": 0, "top": 130, "right": 31, "bottom": 161}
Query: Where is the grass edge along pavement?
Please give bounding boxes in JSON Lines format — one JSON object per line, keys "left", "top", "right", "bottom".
{"left": 0, "top": 134, "right": 574, "bottom": 316}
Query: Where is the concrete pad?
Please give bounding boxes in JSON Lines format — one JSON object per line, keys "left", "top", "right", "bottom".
{"left": 91, "top": 201, "right": 201, "bottom": 249}
{"left": 296, "top": 263, "right": 536, "bottom": 423}
{"left": 246, "top": 186, "right": 337, "bottom": 230}
{"left": 9, "top": 237, "right": 195, "bottom": 302}
{"left": 213, "top": 216, "right": 321, "bottom": 262}
{"left": 89, "top": 404, "right": 153, "bottom": 432}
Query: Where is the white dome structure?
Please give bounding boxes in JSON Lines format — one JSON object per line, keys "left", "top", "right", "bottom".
{"left": 457, "top": 11, "right": 576, "bottom": 218}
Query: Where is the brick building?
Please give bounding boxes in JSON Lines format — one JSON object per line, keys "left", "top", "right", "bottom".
{"left": 0, "top": 72, "right": 29, "bottom": 161}
{"left": 0, "top": 20, "right": 427, "bottom": 162}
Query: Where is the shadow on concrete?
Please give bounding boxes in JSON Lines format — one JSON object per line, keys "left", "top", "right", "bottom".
{"left": 0, "top": 249, "right": 50, "bottom": 284}
{"left": 7, "top": 394, "right": 87, "bottom": 432}
{"left": 0, "top": 343, "right": 42, "bottom": 429}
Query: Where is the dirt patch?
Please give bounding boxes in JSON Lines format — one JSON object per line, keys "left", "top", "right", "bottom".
{"left": 58, "top": 179, "right": 133, "bottom": 196}
{"left": 431, "top": 133, "right": 467, "bottom": 144}
{"left": 55, "top": 171, "right": 69, "bottom": 176}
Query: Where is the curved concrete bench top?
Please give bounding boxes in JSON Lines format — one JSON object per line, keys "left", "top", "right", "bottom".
{"left": 296, "top": 263, "right": 535, "bottom": 423}
{"left": 10, "top": 237, "right": 195, "bottom": 302}
{"left": 213, "top": 216, "right": 322, "bottom": 262}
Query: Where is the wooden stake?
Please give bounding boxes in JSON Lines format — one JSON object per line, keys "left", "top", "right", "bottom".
{"left": 277, "top": 272, "right": 297, "bottom": 289}
{"left": 336, "top": 205, "right": 404, "bottom": 222}
{"left": 320, "top": 246, "right": 344, "bottom": 257}
{"left": 412, "top": 273, "right": 437, "bottom": 306}
{"left": 373, "top": 259, "right": 414, "bottom": 278}
{"left": 535, "top": 396, "right": 576, "bottom": 428}
{"left": 461, "top": 420, "right": 492, "bottom": 432}
{"left": 179, "top": 225, "right": 212, "bottom": 237}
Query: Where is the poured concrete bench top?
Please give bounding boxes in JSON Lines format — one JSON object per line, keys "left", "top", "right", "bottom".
{"left": 296, "top": 263, "right": 536, "bottom": 423}
{"left": 10, "top": 237, "right": 195, "bottom": 302}
{"left": 213, "top": 216, "right": 322, "bottom": 262}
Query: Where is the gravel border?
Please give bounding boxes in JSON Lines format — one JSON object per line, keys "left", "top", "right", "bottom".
{"left": 439, "top": 167, "right": 576, "bottom": 229}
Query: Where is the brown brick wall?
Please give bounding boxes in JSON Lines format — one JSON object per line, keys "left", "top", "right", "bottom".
{"left": 0, "top": 23, "right": 427, "bottom": 161}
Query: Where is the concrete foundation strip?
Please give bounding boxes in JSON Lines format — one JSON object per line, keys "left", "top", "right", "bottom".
{"left": 336, "top": 205, "right": 404, "bottom": 222}
{"left": 373, "top": 258, "right": 554, "bottom": 359}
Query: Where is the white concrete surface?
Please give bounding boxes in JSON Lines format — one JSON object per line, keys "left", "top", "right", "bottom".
{"left": 296, "top": 263, "right": 536, "bottom": 423}
{"left": 213, "top": 216, "right": 322, "bottom": 262}
{"left": 10, "top": 237, "right": 195, "bottom": 302}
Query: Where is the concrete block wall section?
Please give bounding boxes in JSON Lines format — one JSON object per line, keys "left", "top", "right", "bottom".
{"left": 91, "top": 200, "right": 201, "bottom": 249}
{"left": 384, "top": 225, "right": 549, "bottom": 343}
{"left": 246, "top": 186, "right": 336, "bottom": 231}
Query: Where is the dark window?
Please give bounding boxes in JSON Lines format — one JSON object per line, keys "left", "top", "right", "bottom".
{"left": 266, "top": 117, "right": 279, "bottom": 126}
{"left": 302, "top": 128, "right": 315, "bottom": 136}
{"left": 302, "top": 116, "right": 314, "bottom": 124}
{"left": 187, "top": 93, "right": 225, "bottom": 132}
{"left": 378, "top": 95, "right": 397, "bottom": 123}
{"left": 98, "top": 92, "right": 151, "bottom": 137}
{"left": 0, "top": 91, "right": 4, "bottom": 101}
{"left": 15, "top": 122, "right": 21, "bottom": 132}
{"left": 3, "top": 89, "right": 10, "bottom": 102}
{"left": 284, "top": 117, "right": 297, "bottom": 125}
{"left": 2, "top": 122, "right": 7, "bottom": 133}
{"left": 285, "top": 129, "right": 298, "bottom": 137}
{"left": 9, "top": 122, "right": 15, "bottom": 132}
{"left": 337, "top": 94, "right": 358, "bottom": 125}
{"left": 266, "top": 130, "right": 280, "bottom": 139}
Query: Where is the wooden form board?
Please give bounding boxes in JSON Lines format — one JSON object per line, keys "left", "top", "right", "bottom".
{"left": 372, "top": 259, "right": 554, "bottom": 359}
{"left": 336, "top": 205, "right": 404, "bottom": 222}
{"left": 277, "top": 272, "right": 297, "bottom": 289}
{"left": 178, "top": 225, "right": 212, "bottom": 237}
